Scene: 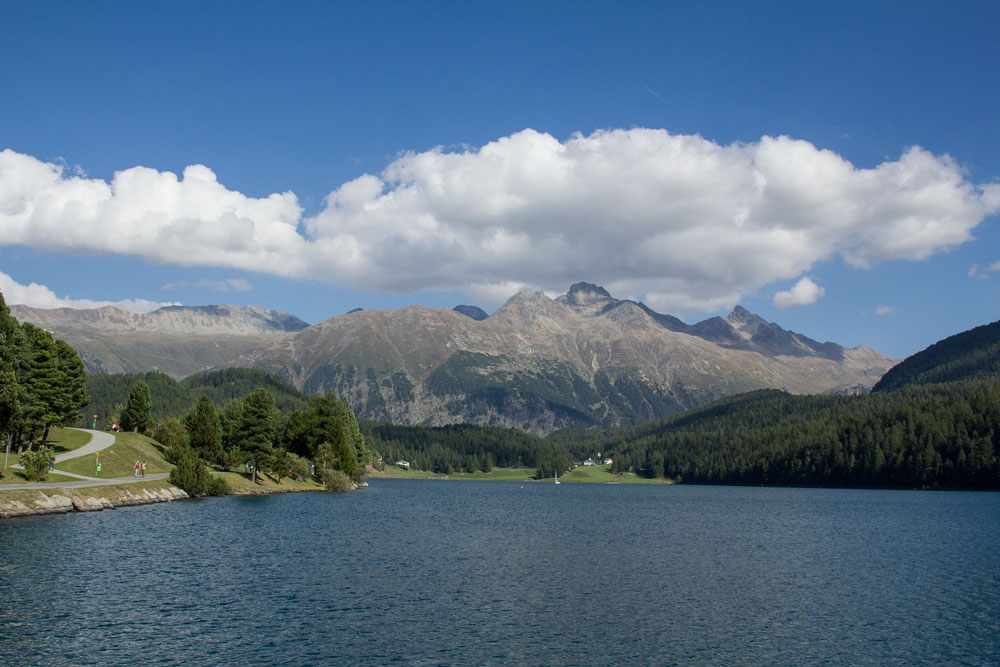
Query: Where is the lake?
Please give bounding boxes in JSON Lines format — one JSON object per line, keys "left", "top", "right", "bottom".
{"left": 1, "top": 480, "right": 998, "bottom": 665}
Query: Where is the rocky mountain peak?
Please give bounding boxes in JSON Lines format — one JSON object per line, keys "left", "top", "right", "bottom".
{"left": 727, "top": 305, "right": 763, "bottom": 326}
{"left": 566, "top": 282, "right": 613, "bottom": 300}
{"left": 557, "top": 282, "right": 617, "bottom": 316}
{"left": 453, "top": 304, "right": 489, "bottom": 321}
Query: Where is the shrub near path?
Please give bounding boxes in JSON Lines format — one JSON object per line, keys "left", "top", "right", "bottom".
{"left": 1, "top": 428, "right": 98, "bottom": 485}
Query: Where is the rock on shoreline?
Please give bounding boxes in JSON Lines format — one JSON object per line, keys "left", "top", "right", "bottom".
{"left": 0, "top": 485, "right": 189, "bottom": 519}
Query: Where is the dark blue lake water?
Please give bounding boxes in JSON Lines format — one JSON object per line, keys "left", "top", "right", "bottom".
{"left": 1, "top": 480, "right": 998, "bottom": 665}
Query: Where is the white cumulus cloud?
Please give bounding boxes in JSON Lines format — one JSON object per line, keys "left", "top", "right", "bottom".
{"left": 773, "top": 277, "right": 826, "bottom": 309}
{"left": 0, "top": 271, "right": 178, "bottom": 313}
{"left": 2, "top": 128, "right": 999, "bottom": 313}
{"left": 876, "top": 305, "right": 896, "bottom": 316}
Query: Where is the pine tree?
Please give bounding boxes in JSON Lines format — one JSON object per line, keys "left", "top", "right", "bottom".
{"left": 336, "top": 397, "right": 368, "bottom": 480}
{"left": 238, "top": 388, "right": 276, "bottom": 483}
{"left": 219, "top": 398, "right": 244, "bottom": 460}
{"left": 120, "top": 381, "right": 153, "bottom": 433}
{"left": 52, "top": 339, "right": 88, "bottom": 432}
{"left": 19, "top": 324, "right": 64, "bottom": 447}
{"left": 184, "top": 395, "right": 223, "bottom": 465}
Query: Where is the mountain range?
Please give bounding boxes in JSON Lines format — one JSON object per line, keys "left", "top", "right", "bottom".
{"left": 10, "top": 282, "right": 895, "bottom": 434}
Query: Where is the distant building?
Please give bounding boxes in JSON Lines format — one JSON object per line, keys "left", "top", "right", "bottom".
{"left": 395, "top": 460, "right": 410, "bottom": 469}
{"left": 583, "top": 458, "right": 596, "bottom": 466}
{"left": 604, "top": 458, "right": 613, "bottom": 465}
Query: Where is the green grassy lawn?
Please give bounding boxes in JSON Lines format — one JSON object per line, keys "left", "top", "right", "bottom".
{"left": 216, "top": 471, "right": 326, "bottom": 493}
{"left": 563, "top": 464, "right": 617, "bottom": 483}
{"left": 57, "top": 432, "right": 173, "bottom": 479}
{"left": 367, "top": 465, "right": 538, "bottom": 481}
{"left": 608, "top": 471, "right": 674, "bottom": 484}
{"left": 368, "top": 464, "right": 670, "bottom": 484}
{"left": 448, "top": 467, "right": 537, "bottom": 481}
{"left": 45, "top": 427, "right": 93, "bottom": 455}
{"left": 0, "top": 469, "right": 82, "bottom": 486}
{"left": 556, "top": 464, "right": 674, "bottom": 484}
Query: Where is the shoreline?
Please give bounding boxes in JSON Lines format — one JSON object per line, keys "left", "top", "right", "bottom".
{"left": 0, "top": 480, "right": 189, "bottom": 519}
{"left": 0, "top": 474, "right": 366, "bottom": 520}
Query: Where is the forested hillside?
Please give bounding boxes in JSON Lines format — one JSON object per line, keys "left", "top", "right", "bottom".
{"left": 607, "top": 383, "right": 999, "bottom": 489}
{"left": 83, "top": 368, "right": 308, "bottom": 427}
{"left": 361, "top": 421, "right": 572, "bottom": 478}
{"left": 872, "top": 319, "right": 1000, "bottom": 392}
{"left": 599, "top": 320, "right": 1000, "bottom": 490}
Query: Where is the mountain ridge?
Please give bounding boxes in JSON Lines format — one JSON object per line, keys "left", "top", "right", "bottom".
{"left": 8, "top": 283, "right": 896, "bottom": 433}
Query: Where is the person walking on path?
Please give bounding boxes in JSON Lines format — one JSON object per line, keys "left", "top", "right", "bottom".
{"left": 141, "top": 460, "right": 146, "bottom": 477}
{"left": 134, "top": 460, "right": 140, "bottom": 477}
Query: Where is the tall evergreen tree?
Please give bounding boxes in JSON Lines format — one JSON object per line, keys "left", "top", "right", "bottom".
{"left": 238, "top": 388, "right": 276, "bottom": 483}
{"left": 337, "top": 396, "right": 368, "bottom": 480}
{"left": 19, "top": 324, "right": 64, "bottom": 447}
{"left": 120, "top": 381, "right": 153, "bottom": 433}
{"left": 219, "top": 398, "right": 245, "bottom": 462}
{"left": 52, "top": 339, "right": 88, "bottom": 434}
{"left": 184, "top": 395, "right": 223, "bottom": 465}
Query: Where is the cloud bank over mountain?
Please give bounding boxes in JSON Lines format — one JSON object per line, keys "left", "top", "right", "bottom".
{"left": 0, "top": 271, "right": 178, "bottom": 312}
{"left": 2, "top": 128, "right": 998, "bottom": 313}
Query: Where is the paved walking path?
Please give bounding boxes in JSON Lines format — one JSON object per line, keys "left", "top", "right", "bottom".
{"left": 2, "top": 428, "right": 169, "bottom": 490}
{"left": 6, "top": 473, "right": 170, "bottom": 490}
{"left": 55, "top": 428, "right": 116, "bottom": 463}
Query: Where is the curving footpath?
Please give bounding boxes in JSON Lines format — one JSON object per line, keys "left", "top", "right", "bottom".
{"left": 1, "top": 428, "right": 168, "bottom": 490}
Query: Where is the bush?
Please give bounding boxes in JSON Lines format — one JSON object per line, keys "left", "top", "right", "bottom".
{"left": 156, "top": 417, "right": 190, "bottom": 464}
{"left": 319, "top": 467, "right": 354, "bottom": 492}
{"left": 206, "top": 475, "right": 228, "bottom": 495}
{"left": 19, "top": 446, "right": 55, "bottom": 482}
{"left": 286, "top": 452, "right": 311, "bottom": 481}
{"left": 168, "top": 445, "right": 226, "bottom": 496}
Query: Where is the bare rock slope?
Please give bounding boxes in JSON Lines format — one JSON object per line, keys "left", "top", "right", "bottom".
{"left": 229, "top": 283, "right": 896, "bottom": 433}
{"left": 10, "top": 304, "right": 308, "bottom": 378}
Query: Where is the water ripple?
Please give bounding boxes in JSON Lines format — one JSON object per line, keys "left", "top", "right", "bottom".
{"left": 1, "top": 482, "right": 998, "bottom": 665}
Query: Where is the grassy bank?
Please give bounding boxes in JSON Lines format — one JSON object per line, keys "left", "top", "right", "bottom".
{"left": 216, "top": 471, "right": 326, "bottom": 493}
{"left": 367, "top": 464, "right": 672, "bottom": 484}
{"left": 46, "top": 427, "right": 93, "bottom": 455}
{"left": 58, "top": 432, "right": 172, "bottom": 479}
{"left": 367, "top": 465, "right": 538, "bottom": 481}
{"left": 0, "top": 470, "right": 85, "bottom": 485}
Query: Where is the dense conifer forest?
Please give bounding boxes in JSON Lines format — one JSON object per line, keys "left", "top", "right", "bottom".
{"left": 602, "top": 320, "right": 1000, "bottom": 490}
{"left": 361, "top": 421, "right": 572, "bottom": 478}
{"left": 83, "top": 368, "right": 309, "bottom": 428}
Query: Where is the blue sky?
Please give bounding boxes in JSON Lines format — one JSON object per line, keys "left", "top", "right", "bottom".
{"left": 1, "top": 0, "right": 998, "bottom": 359}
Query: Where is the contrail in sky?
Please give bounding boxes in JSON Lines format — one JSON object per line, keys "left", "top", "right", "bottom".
{"left": 645, "top": 86, "right": 665, "bottom": 102}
